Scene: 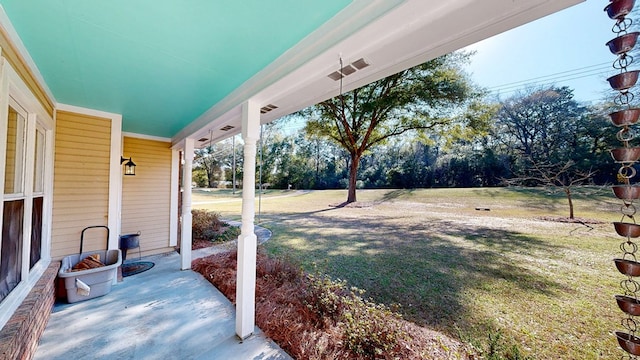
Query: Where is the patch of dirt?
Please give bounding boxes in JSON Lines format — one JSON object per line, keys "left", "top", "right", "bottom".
{"left": 328, "top": 201, "right": 375, "bottom": 208}
{"left": 537, "top": 216, "right": 605, "bottom": 224}
{"left": 192, "top": 250, "right": 472, "bottom": 360}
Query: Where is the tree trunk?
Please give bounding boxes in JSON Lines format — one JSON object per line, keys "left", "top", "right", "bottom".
{"left": 565, "top": 187, "right": 574, "bottom": 219}
{"left": 315, "top": 142, "right": 320, "bottom": 186}
{"left": 207, "top": 168, "right": 216, "bottom": 188}
{"left": 347, "top": 153, "right": 361, "bottom": 203}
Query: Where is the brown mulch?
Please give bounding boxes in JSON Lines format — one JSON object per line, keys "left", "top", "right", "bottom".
{"left": 192, "top": 238, "right": 217, "bottom": 250}
{"left": 192, "top": 224, "right": 237, "bottom": 249}
{"left": 192, "top": 250, "right": 471, "bottom": 360}
{"left": 175, "top": 238, "right": 218, "bottom": 253}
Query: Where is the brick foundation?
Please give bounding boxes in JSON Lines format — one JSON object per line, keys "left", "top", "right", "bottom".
{"left": 0, "top": 261, "right": 60, "bottom": 360}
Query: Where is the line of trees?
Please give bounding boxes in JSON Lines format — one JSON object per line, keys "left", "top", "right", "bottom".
{"left": 195, "top": 87, "right": 616, "bottom": 186}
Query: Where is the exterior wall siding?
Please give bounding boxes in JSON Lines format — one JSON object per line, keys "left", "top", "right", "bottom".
{"left": 0, "top": 26, "right": 54, "bottom": 116}
{"left": 121, "top": 137, "right": 173, "bottom": 256}
{"left": 51, "top": 111, "right": 111, "bottom": 259}
{"left": 2, "top": 108, "right": 16, "bottom": 193}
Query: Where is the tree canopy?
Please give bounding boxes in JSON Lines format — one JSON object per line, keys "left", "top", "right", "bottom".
{"left": 302, "top": 52, "right": 489, "bottom": 203}
{"left": 495, "top": 86, "right": 612, "bottom": 218}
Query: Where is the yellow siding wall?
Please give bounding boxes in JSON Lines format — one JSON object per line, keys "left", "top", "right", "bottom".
{"left": 3, "top": 108, "right": 17, "bottom": 194}
{"left": 121, "top": 137, "right": 173, "bottom": 256}
{"left": 51, "top": 111, "right": 111, "bottom": 258}
{"left": 0, "top": 26, "right": 54, "bottom": 116}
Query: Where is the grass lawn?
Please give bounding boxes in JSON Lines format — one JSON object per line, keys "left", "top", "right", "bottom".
{"left": 193, "top": 187, "right": 623, "bottom": 359}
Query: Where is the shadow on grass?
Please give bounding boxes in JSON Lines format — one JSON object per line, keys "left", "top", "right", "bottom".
{"left": 478, "top": 186, "right": 615, "bottom": 209}
{"left": 378, "top": 189, "right": 415, "bottom": 203}
{"left": 261, "top": 210, "right": 567, "bottom": 338}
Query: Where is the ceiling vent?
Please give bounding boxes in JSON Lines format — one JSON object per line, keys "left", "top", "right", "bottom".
{"left": 198, "top": 137, "right": 208, "bottom": 142}
{"left": 260, "top": 104, "right": 278, "bottom": 114}
{"left": 328, "top": 71, "right": 343, "bottom": 81}
{"left": 341, "top": 64, "right": 356, "bottom": 76}
{"left": 327, "top": 58, "right": 370, "bottom": 81}
{"left": 352, "top": 58, "right": 370, "bottom": 70}
{"left": 220, "top": 125, "right": 234, "bottom": 131}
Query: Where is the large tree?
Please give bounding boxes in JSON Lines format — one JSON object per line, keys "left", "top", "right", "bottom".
{"left": 303, "top": 52, "right": 485, "bottom": 203}
{"left": 194, "top": 144, "right": 224, "bottom": 188}
{"left": 494, "top": 86, "right": 586, "bottom": 165}
{"left": 193, "top": 138, "right": 238, "bottom": 188}
{"left": 494, "top": 86, "right": 604, "bottom": 218}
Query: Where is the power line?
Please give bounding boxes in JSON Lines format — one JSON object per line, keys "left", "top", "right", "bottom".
{"left": 488, "top": 70, "right": 612, "bottom": 97}
{"left": 479, "top": 60, "right": 624, "bottom": 99}
{"left": 484, "top": 61, "right": 612, "bottom": 91}
{"left": 487, "top": 67, "right": 611, "bottom": 93}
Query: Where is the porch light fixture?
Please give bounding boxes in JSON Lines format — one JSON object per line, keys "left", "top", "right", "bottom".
{"left": 120, "top": 156, "right": 136, "bottom": 176}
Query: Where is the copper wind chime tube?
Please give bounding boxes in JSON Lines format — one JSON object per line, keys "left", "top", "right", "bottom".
{"left": 605, "top": 0, "right": 640, "bottom": 357}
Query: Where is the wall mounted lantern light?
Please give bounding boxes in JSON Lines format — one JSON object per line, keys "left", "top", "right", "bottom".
{"left": 120, "top": 156, "right": 136, "bottom": 176}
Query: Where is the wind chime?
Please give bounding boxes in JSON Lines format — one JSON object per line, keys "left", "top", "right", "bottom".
{"left": 606, "top": 0, "right": 640, "bottom": 357}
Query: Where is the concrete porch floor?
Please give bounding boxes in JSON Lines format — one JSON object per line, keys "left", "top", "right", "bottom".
{"left": 34, "top": 250, "right": 291, "bottom": 360}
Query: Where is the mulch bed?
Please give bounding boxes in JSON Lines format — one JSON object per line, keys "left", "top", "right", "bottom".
{"left": 193, "top": 239, "right": 217, "bottom": 249}
{"left": 192, "top": 224, "right": 239, "bottom": 250}
{"left": 192, "top": 250, "right": 471, "bottom": 359}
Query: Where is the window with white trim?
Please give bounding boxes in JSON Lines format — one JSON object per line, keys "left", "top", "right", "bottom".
{"left": 1, "top": 102, "right": 27, "bottom": 301}
{"left": 30, "top": 125, "right": 45, "bottom": 268}
{"left": 0, "top": 95, "right": 48, "bottom": 304}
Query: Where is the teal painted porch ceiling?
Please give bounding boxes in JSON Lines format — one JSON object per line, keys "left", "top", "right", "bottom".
{"left": 0, "top": 1, "right": 351, "bottom": 137}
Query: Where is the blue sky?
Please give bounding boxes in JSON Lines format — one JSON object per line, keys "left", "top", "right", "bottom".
{"left": 464, "top": 0, "right": 620, "bottom": 103}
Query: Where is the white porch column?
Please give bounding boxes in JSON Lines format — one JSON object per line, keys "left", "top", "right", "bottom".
{"left": 180, "top": 138, "right": 194, "bottom": 270}
{"left": 236, "top": 100, "right": 260, "bottom": 339}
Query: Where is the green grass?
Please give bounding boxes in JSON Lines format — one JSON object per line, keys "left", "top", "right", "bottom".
{"left": 193, "top": 187, "right": 624, "bottom": 359}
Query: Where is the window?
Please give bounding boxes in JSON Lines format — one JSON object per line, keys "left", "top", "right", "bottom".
{"left": 33, "top": 127, "right": 45, "bottom": 194}
{"left": 3, "top": 106, "right": 25, "bottom": 195}
{"left": 30, "top": 126, "right": 45, "bottom": 268}
{"left": 1, "top": 104, "right": 26, "bottom": 301}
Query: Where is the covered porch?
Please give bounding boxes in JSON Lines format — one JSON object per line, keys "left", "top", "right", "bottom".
{"left": 33, "top": 251, "right": 290, "bottom": 360}
{"left": 0, "top": 0, "right": 584, "bottom": 358}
